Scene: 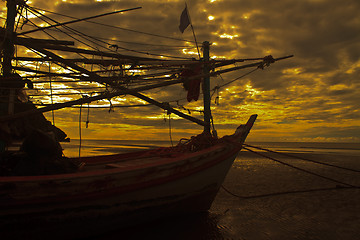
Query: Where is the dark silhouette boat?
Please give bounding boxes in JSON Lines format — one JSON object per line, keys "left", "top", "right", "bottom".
{"left": 0, "top": 1, "right": 292, "bottom": 238}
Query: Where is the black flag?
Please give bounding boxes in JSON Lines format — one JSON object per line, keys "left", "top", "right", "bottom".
{"left": 179, "top": 6, "right": 190, "bottom": 33}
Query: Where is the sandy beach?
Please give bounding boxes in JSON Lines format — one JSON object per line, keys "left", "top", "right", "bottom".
{"left": 210, "top": 151, "right": 360, "bottom": 240}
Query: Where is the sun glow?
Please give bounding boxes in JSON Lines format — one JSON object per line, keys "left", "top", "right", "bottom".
{"left": 345, "top": 60, "right": 360, "bottom": 74}
{"left": 182, "top": 48, "right": 198, "bottom": 55}
{"left": 329, "top": 84, "right": 350, "bottom": 91}
{"left": 282, "top": 67, "right": 303, "bottom": 75}
{"left": 219, "top": 33, "right": 239, "bottom": 39}
{"left": 244, "top": 84, "right": 264, "bottom": 97}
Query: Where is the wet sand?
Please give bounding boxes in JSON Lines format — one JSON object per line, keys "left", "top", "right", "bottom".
{"left": 210, "top": 151, "right": 360, "bottom": 240}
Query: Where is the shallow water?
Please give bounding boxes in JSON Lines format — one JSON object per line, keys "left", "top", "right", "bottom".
{"left": 62, "top": 140, "right": 360, "bottom": 158}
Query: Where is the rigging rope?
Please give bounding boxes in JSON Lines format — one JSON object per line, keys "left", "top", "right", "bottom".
{"left": 243, "top": 146, "right": 357, "bottom": 188}
{"left": 14, "top": 3, "right": 25, "bottom": 32}
{"left": 49, "top": 62, "right": 55, "bottom": 125}
{"left": 26, "top": 6, "right": 193, "bottom": 60}
{"left": 19, "top": 10, "right": 62, "bottom": 42}
{"left": 29, "top": 91, "right": 105, "bottom": 97}
{"left": 221, "top": 144, "right": 359, "bottom": 199}
{"left": 214, "top": 68, "right": 259, "bottom": 91}
{"left": 208, "top": 66, "right": 260, "bottom": 108}
{"left": 78, "top": 103, "right": 82, "bottom": 159}
{"left": 24, "top": 7, "right": 102, "bottom": 59}
{"left": 30, "top": 6, "right": 196, "bottom": 43}
{"left": 26, "top": 86, "right": 107, "bottom": 91}
{"left": 221, "top": 185, "right": 358, "bottom": 200}
{"left": 168, "top": 113, "right": 174, "bottom": 147}
{"left": 244, "top": 144, "right": 360, "bottom": 173}
{"left": 68, "top": 104, "right": 152, "bottom": 108}
{"left": 86, "top": 101, "right": 90, "bottom": 128}
{"left": 22, "top": 45, "right": 80, "bottom": 76}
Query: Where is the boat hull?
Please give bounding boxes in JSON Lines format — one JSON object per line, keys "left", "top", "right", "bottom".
{"left": 1, "top": 151, "right": 238, "bottom": 239}
{"left": 0, "top": 115, "right": 257, "bottom": 239}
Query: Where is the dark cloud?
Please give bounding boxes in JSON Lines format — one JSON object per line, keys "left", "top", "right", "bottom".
{"left": 2, "top": 0, "right": 359, "bottom": 141}
{"left": 303, "top": 125, "right": 360, "bottom": 140}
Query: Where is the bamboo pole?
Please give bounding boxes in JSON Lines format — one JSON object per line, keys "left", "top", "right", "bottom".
{"left": 0, "top": 53, "right": 294, "bottom": 123}
{"left": 16, "top": 42, "right": 207, "bottom": 126}
{"left": 2, "top": 0, "right": 18, "bottom": 115}
{"left": 17, "top": 7, "right": 142, "bottom": 36}
{"left": 19, "top": 42, "right": 158, "bottom": 61}
{"left": 15, "top": 37, "right": 74, "bottom": 46}
{"left": 215, "top": 55, "right": 294, "bottom": 75}
{"left": 5, "top": 36, "right": 293, "bottom": 126}
{"left": 0, "top": 77, "right": 206, "bottom": 125}
{"left": 202, "top": 41, "right": 211, "bottom": 133}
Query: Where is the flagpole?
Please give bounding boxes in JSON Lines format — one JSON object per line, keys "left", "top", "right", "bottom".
{"left": 185, "top": 3, "right": 201, "bottom": 60}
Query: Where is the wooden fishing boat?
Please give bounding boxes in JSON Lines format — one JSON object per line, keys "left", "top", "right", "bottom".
{"left": 0, "top": 115, "right": 256, "bottom": 239}
{"left": 0, "top": 0, "right": 292, "bottom": 238}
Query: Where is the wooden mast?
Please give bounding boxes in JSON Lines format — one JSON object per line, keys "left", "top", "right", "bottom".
{"left": 2, "top": 0, "right": 19, "bottom": 115}
{"left": 2, "top": 0, "right": 16, "bottom": 75}
{"left": 202, "top": 41, "right": 211, "bottom": 133}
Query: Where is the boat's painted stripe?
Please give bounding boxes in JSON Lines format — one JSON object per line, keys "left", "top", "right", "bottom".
{"left": 0, "top": 142, "right": 236, "bottom": 182}
{"left": 0, "top": 146, "right": 240, "bottom": 208}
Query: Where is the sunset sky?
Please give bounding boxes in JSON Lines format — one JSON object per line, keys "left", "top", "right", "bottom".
{"left": 1, "top": 0, "right": 359, "bottom": 142}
